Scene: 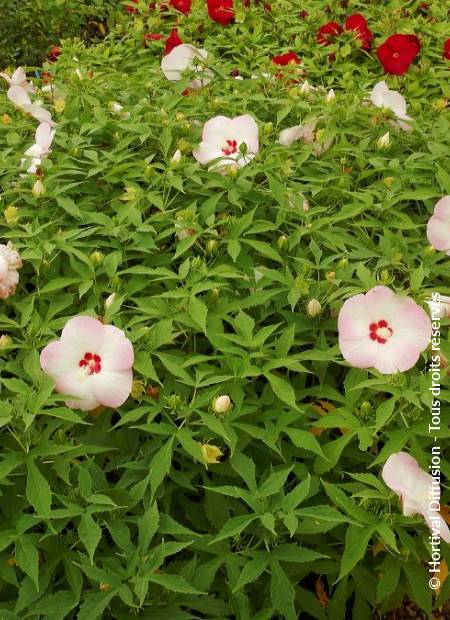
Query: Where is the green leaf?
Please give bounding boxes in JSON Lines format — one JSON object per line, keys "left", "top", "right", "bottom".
{"left": 338, "top": 523, "right": 374, "bottom": 580}
{"left": 78, "top": 513, "right": 102, "bottom": 565}
{"left": 26, "top": 459, "right": 52, "bottom": 516}
{"left": 150, "top": 437, "right": 175, "bottom": 496}
{"left": 270, "top": 560, "right": 296, "bottom": 620}
{"left": 266, "top": 373, "right": 298, "bottom": 409}
{"left": 15, "top": 538, "right": 39, "bottom": 589}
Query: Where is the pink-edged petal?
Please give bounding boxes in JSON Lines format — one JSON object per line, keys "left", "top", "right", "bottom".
{"left": 25, "top": 104, "right": 54, "bottom": 126}
{"left": 161, "top": 44, "right": 207, "bottom": 82}
{"left": 339, "top": 336, "right": 379, "bottom": 369}
{"left": 434, "top": 196, "right": 450, "bottom": 219}
{"left": 99, "top": 325, "right": 134, "bottom": 371}
{"left": 279, "top": 125, "right": 303, "bottom": 146}
{"left": 231, "top": 114, "right": 259, "bottom": 147}
{"left": 40, "top": 340, "right": 75, "bottom": 378}
{"left": 192, "top": 141, "right": 224, "bottom": 165}
{"left": 60, "top": 316, "right": 105, "bottom": 357}
{"left": 338, "top": 293, "right": 372, "bottom": 341}
{"left": 202, "top": 115, "right": 233, "bottom": 145}
{"left": 427, "top": 215, "right": 450, "bottom": 252}
{"left": 7, "top": 85, "right": 31, "bottom": 108}
{"left": 92, "top": 368, "right": 133, "bottom": 408}
{"left": 382, "top": 452, "right": 421, "bottom": 496}
{"left": 374, "top": 338, "right": 422, "bottom": 373}
{"left": 392, "top": 297, "right": 431, "bottom": 349}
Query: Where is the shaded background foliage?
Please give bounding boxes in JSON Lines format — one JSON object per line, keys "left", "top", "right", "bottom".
{"left": 0, "top": 0, "right": 115, "bottom": 67}
{"left": 0, "top": 0, "right": 450, "bottom": 618}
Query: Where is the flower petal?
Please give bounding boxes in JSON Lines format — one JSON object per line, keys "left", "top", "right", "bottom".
{"left": 92, "top": 369, "right": 133, "bottom": 408}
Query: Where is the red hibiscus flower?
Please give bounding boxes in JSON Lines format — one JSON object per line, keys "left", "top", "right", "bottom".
{"left": 207, "top": 0, "right": 235, "bottom": 25}
{"left": 170, "top": 0, "right": 191, "bottom": 13}
{"left": 376, "top": 33, "right": 421, "bottom": 75}
{"left": 344, "top": 14, "right": 373, "bottom": 50}
{"left": 272, "top": 51, "right": 301, "bottom": 66}
{"left": 317, "top": 21, "right": 343, "bottom": 46}
{"left": 444, "top": 39, "right": 450, "bottom": 60}
{"left": 48, "top": 46, "right": 61, "bottom": 62}
{"left": 164, "top": 28, "right": 183, "bottom": 54}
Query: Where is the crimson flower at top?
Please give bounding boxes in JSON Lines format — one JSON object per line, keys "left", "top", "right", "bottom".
{"left": 48, "top": 46, "right": 62, "bottom": 62}
{"left": 207, "top": 0, "right": 235, "bottom": 25}
{"left": 376, "top": 34, "right": 420, "bottom": 75}
{"left": 317, "top": 14, "right": 373, "bottom": 50}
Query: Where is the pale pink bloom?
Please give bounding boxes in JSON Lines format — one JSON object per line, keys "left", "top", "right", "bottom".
{"left": 161, "top": 44, "right": 213, "bottom": 90}
{"left": 171, "top": 149, "right": 182, "bottom": 163}
{"left": 427, "top": 196, "right": 450, "bottom": 255}
{"left": 193, "top": 114, "right": 259, "bottom": 171}
{"left": 0, "top": 67, "right": 35, "bottom": 93}
{"left": 22, "top": 123, "right": 56, "bottom": 174}
{"left": 0, "top": 242, "right": 22, "bottom": 300}
{"left": 7, "top": 86, "right": 54, "bottom": 126}
{"left": 338, "top": 286, "right": 431, "bottom": 374}
{"left": 382, "top": 452, "right": 450, "bottom": 542}
{"left": 370, "top": 81, "right": 413, "bottom": 133}
{"left": 40, "top": 316, "right": 134, "bottom": 411}
{"left": 427, "top": 294, "right": 450, "bottom": 319}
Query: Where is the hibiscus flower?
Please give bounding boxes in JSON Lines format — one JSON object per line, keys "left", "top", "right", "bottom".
{"left": 338, "top": 286, "right": 431, "bottom": 374}
{"left": 427, "top": 196, "right": 450, "bottom": 255}
{"left": 317, "top": 21, "right": 342, "bottom": 46}
{"left": 6, "top": 86, "right": 54, "bottom": 125}
{"left": 0, "top": 67, "right": 35, "bottom": 92}
{"left": 161, "top": 44, "right": 213, "bottom": 89}
{"left": 272, "top": 51, "right": 301, "bottom": 66}
{"left": 376, "top": 34, "right": 421, "bottom": 75}
{"left": 344, "top": 14, "right": 373, "bottom": 50}
{"left": 370, "top": 81, "right": 413, "bottom": 132}
{"left": 40, "top": 316, "right": 134, "bottom": 411}
{"left": 193, "top": 114, "right": 259, "bottom": 171}
{"left": 382, "top": 452, "right": 450, "bottom": 542}
{"left": 207, "top": 0, "right": 235, "bottom": 25}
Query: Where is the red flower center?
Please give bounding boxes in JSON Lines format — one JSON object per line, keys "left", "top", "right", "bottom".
{"left": 392, "top": 52, "right": 400, "bottom": 59}
{"left": 79, "top": 352, "right": 102, "bottom": 374}
{"left": 369, "top": 320, "right": 393, "bottom": 344}
{"left": 222, "top": 139, "right": 238, "bottom": 155}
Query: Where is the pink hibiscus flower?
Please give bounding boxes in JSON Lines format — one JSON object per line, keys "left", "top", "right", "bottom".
{"left": 427, "top": 196, "right": 450, "bottom": 255}
{"left": 338, "top": 286, "right": 431, "bottom": 374}
{"left": 40, "top": 316, "right": 134, "bottom": 411}
{"left": 382, "top": 452, "right": 450, "bottom": 542}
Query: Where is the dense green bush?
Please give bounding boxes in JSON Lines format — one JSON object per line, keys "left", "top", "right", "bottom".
{"left": 0, "top": 0, "right": 116, "bottom": 68}
{"left": 0, "top": 0, "right": 450, "bottom": 618}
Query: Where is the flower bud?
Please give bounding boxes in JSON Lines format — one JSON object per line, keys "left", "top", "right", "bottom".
{"left": 212, "top": 394, "right": 232, "bottom": 414}
{"left": 104, "top": 293, "right": 116, "bottom": 309}
{"left": 108, "top": 101, "right": 123, "bottom": 114}
{"left": 325, "top": 271, "right": 335, "bottom": 283}
{"left": 300, "top": 80, "right": 311, "bottom": 95}
{"left": 206, "top": 239, "right": 218, "bottom": 255}
{"left": 423, "top": 245, "right": 435, "bottom": 256}
{"left": 383, "top": 176, "right": 394, "bottom": 187}
{"left": 337, "top": 257, "right": 348, "bottom": 269}
{"left": 175, "top": 112, "right": 185, "bottom": 121}
{"left": 307, "top": 299, "right": 321, "bottom": 317}
{"left": 2, "top": 114, "right": 12, "bottom": 124}
{"left": 302, "top": 198, "right": 310, "bottom": 212}
{"left": 171, "top": 149, "right": 182, "bottom": 163}
{"left": 32, "top": 180, "right": 45, "bottom": 197}
{"left": 227, "top": 163, "right": 239, "bottom": 178}
{"left": 325, "top": 88, "right": 336, "bottom": 103}
{"left": 380, "top": 269, "right": 391, "bottom": 284}
{"left": 377, "top": 132, "right": 390, "bottom": 150}
{"left": 201, "top": 443, "right": 224, "bottom": 465}
{"left": 176, "top": 138, "right": 190, "bottom": 153}
{"left": 263, "top": 122, "right": 274, "bottom": 136}
{"left": 0, "top": 334, "right": 12, "bottom": 349}
{"left": 4, "top": 206, "right": 19, "bottom": 225}
{"left": 90, "top": 251, "right": 104, "bottom": 266}
{"left": 360, "top": 401, "right": 373, "bottom": 417}
{"left": 277, "top": 234, "right": 289, "bottom": 250}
